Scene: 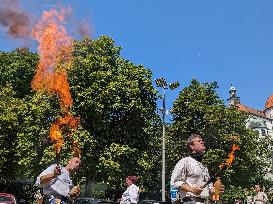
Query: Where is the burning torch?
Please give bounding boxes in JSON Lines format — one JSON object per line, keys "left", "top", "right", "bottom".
{"left": 201, "top": 144, "right": 240, "bottom": 189}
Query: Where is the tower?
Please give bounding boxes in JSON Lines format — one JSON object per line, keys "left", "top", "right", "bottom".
{"left": 227, "top": 85, "right": 240, "bottom": 107}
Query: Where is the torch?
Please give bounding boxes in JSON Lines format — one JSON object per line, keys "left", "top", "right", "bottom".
{"left": 201, "top": 144, "right": 240, "bottom": 189}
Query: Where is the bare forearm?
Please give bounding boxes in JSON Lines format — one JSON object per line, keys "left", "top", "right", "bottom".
{"left": 40, "top": 173, "right": 56, "bottom": 185}
{"left": 179, "top": 184, "right": 202, "bottom": 195}
{"left": 180, "top": 184, "right": 193, "bottom": 192}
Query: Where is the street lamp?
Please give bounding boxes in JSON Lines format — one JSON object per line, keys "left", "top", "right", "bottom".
{"left": 155, "top": 78, "right": 180, "bottom": 202}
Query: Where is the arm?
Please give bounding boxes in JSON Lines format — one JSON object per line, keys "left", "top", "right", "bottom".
{"left": 37, "top": 165, "right": 61, "bottom": 186}
{"left": 180, "top": 184, "right": 203, "bottom": 195}
{"left": 120, "top": 190, "right": 131, "bottom": 204}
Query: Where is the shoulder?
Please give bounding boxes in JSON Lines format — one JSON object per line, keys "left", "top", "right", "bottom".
{"left": 172, "top": 157, "right": 194, "bottom": 170}
{"left": 43, "top": 164, "right": 57, "bottom": 171}
{"left": 130, "top": 184, "right": 139, "bottom": 190}
{"left": 176, "top": 156, "right": 194, "bottom": 164}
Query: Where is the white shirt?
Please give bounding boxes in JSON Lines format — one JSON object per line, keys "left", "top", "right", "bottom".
{"left": 253, "top": 192, "right": 267, "bottom": 204}
{"left": 36, "top": 164, "right": 73, "bottom": 197}
{"left": 120, "top": 184, "right": 139, "bottom": 204}
{"left": 170, "top": 156, "right": 212, "bottom": 199}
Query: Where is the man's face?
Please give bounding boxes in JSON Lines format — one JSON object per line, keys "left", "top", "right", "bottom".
{"left": 190, "top": 137, "right": 206, "bottom": 154}
{"left": 68, "top": 157, "right": 81, "bottom": 172}
{"left": 255, "top": 185, "right": 261, "bottom": 192}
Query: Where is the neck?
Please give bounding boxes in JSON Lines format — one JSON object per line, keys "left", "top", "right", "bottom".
{"left": 190, "top": 153, "right": 203, "bottom": 162}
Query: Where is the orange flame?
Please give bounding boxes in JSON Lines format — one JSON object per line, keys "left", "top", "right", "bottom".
{"left": 219, "top": 144, "right": 240, "bottom": 169}
{"left": 31, "top": 8, "right": 73, "bottom": 113}
{"left": 49, "top": 115, "right": 80, "bottom": 154}
{"left": 31, "top": 8, "right": 80, "bottom": 157}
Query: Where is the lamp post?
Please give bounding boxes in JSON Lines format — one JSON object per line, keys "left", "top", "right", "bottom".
{"left": 155, "top": 78, "right": 180, "bottom": 202}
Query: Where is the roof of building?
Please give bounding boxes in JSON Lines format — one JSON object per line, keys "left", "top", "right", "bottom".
{"left": 236, "top": 104, "right": 268, "bottom": 119}
{"left": 265, "top": 95, "right": 273, "bottom": 109}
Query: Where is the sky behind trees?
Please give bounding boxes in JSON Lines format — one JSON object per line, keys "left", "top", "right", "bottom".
{"left": 1, "top": 0, "right": 273, "bottom": 117}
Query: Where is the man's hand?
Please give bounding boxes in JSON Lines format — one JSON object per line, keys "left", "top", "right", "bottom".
{"left": 69, "top": 185, "right": 80, "bottom": 199}
{"left": 220, "top": 185, "right": 225, "bottom": 194}
{"left": 180, "top": 184, "right": 203, "bottom": 195}
{"left": 53, "top": 165, "right": 61, "bottom": 177}
{"left": 190, "top": 186, "right": 203, "bottom": 195}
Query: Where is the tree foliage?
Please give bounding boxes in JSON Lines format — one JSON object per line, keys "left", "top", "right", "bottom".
{"left": 0, "top": 36, "right": 162, "bottom": 200}
{"left": 69, "top": 36, "right": 162, "bottom": 196}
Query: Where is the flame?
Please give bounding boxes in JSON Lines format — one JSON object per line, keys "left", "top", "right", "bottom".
{"left": 49, "top": 115, "right": 80, "bottom": 154}
{"left": 219, "top": 144, "right": 240, "bottom": 169}
{"left": 31, "top": 8, "right": 80, "bottom": 157}
{"left": 31, "top": 8, "right": 73, "bottom": 113}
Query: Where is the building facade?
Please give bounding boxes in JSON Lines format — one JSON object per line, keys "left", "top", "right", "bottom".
{"left": 227, "top": 85, "right": 273, "bottom": 138}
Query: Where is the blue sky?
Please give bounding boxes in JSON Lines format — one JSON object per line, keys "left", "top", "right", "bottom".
{"left": 1, "top": 0, "right": 273, "bottom": 118}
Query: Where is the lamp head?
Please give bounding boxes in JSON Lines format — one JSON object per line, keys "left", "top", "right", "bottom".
{"left": 155, "top": 77, "right": 167, "bottom": 88}
{"left": 169, "top": 81, "right": 180, "bottom": 90}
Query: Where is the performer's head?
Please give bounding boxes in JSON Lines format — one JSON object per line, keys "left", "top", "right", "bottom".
{"left": 66, "top": 157, "right": 81, "bottom": 173}
{"left": 255, "top": 184, "right": 262, "bottom": 192}
{"left": 126, "top": 176, "right": 138, "bottom": 186}
{"left": 186, "top": 134, "right": 206, "bottom": 155}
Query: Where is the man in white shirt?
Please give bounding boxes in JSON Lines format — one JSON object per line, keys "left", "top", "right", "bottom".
{"left": 36, "top": 157, "right": 81, "bottom": 204}
{"left": 253, "top": 184, "right": 267, "bottom": 204}
{"left": 171, "top": 134, "right": 221, "bottom": 204}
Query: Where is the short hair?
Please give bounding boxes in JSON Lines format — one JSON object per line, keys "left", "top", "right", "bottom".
{"left": 126, "top": 176, "right": 138, "bottom": 184}
{"left": 186, "top": 134, "right": 202, "bottom": 150}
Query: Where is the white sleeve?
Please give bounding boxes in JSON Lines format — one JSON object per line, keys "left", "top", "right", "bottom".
{"left": 120, "top": 190, "right": 131, "bottom": 204}
{"left": 35, "top": 164, "right": 56, "bottom": 187}
{"left": 170, "top": 159, "right": 187, "bottom": 188}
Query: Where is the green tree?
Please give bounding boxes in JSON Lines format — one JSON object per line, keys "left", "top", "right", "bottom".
{"left": 167, "top": 79, "right": 272, "bottom": 201}
{"left": 0, "top": 36, "right": 162, "bottom": 200}
{"left": 69, "top": 36, "right": 162, "bottom": 197}
{"left": 0, "top": 48, "right": 38, "bottom": 98}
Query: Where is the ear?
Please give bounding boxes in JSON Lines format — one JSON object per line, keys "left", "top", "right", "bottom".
{"left": 189, "top": 144, "right": 195, "bottom": 152}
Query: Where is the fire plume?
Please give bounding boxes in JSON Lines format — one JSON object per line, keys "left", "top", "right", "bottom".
{"left": 31, "top": 8, "right": 80, "bottom": 159}
{"left": 219, "top": 144, "right": 240, "bottom": 169}
{"left": 31, "top": 8, "right": 73, "bottom": 113}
